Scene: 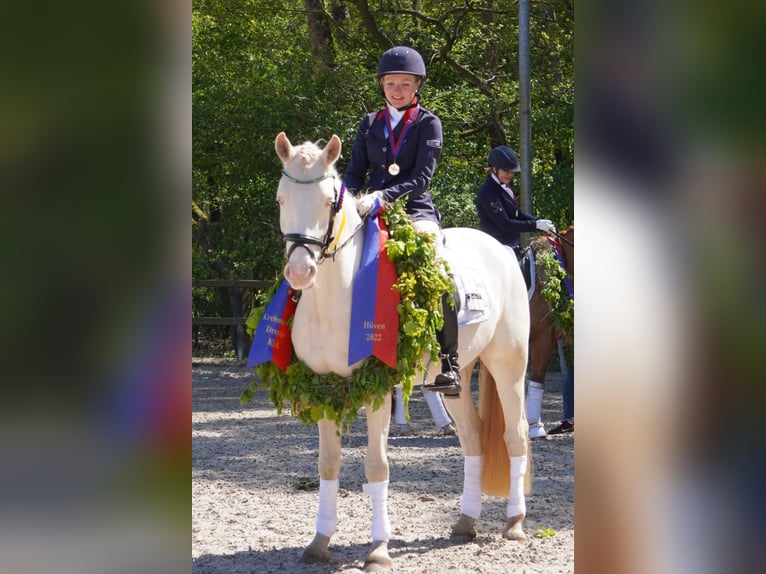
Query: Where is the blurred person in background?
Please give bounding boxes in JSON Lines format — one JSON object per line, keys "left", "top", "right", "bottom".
{"left": 476, "top": 145, "right": 556, "bottom": 260}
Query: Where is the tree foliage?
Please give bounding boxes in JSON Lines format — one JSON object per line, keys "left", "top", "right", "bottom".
{"left": 192, "top": 0, "right": 573, "bottom": 338}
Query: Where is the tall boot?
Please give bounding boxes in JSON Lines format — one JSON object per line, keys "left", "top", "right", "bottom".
{"left": 424, "top": 291, "right": 461, "bottom": 396}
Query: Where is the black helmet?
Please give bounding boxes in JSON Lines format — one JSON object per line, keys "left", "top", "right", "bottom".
{"left": 488, "top": 146, "right": 521, "bottom": 172}
{"left": 377, "top": 46, "right": 427, "bottom": 79}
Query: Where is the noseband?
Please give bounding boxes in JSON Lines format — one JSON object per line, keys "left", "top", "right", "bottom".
{"left": 280, "top": 171, "right": 347, "bottom": 264}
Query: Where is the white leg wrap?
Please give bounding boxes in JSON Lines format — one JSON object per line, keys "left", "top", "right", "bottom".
{"left": 460, "top": 455, "right": 483, "bottom": 519}
{"left": 526, "top": 380, "right": 545, "bottom": 424}
{"left": 363, "top": 480, "right": 391, "bottom": 541}
{"left": 316, "top": 478, "right": 339, "bottom": 537}
{"left": 394, "top": 386, "right": 407, "bottom": 426}
{"left": 424, "top": 389, "right": 452, "bottom": 428}
{"left": 506, "top": 455, "right": 527, "bottom": 518}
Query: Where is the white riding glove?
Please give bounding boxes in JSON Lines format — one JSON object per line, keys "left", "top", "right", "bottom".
{"left": 535, "top": 219, "right": 556, "bottom": 233}
{"left": 356, "top": 190, "right": 384, "bottom": 217}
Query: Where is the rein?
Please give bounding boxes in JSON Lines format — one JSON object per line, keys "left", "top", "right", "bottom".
{"left": 280, "top": 172, "right": 363, "bottom": 263}
{"left": 551, "top": 229, "right": 574, "bottom": 247}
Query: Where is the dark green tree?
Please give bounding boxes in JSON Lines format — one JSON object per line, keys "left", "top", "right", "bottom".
{"left": 192, "top": 0, "right": 573, "bottom": 353}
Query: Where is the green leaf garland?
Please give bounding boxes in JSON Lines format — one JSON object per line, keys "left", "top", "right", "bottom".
{"left": 531, "top": 238, "right": 574, "bottom": 361}
{"left": 241, "top": 200, "right": 452, "bottom": 434}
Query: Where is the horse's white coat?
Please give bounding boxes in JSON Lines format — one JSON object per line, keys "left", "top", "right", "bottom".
{"left": 273, "top": 132, "right": 530, "bottom": 569}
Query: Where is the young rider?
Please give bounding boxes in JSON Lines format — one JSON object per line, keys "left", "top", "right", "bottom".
{"left": 476, "top": 145, "right": 557, "bottom": 439}
{"left": 343, "top": 46, "right": 461, "bottom": 396}
{"left": 476, "top": 145, "right": 556, "bottom": 259}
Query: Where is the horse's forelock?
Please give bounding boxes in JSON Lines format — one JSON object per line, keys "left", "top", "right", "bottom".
{"left": 294, "top": 142, "right": 320, "bottom": 168}
{"left": 285, "top": 140, "right": 338, "bottom": 179}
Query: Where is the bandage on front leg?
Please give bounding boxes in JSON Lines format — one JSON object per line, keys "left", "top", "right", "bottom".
{"left": 316, "top": 478, "right": 339, "bottom": 537}
{"left": 506, "top": 455, "right": 527, "bottom": 518}
{"left": 460, "top": 455, "right": 483, "bottom": 519}
{"left": 363, "top": 480, "right": 391, "bottom": 541}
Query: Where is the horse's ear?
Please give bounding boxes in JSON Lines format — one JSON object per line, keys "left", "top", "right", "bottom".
{"left": 275, "top": 132, "right": 293, "bottom": 163}
{"left": 322, "top": 134, "right": 342, "bottom": 167}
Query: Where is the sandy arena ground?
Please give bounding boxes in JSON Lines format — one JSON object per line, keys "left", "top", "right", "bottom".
{"left": 193, "top": 360, "right": 573, "bottom": 573}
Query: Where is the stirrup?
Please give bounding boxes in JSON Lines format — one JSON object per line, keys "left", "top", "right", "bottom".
{"left": 424, "top": 368, "right": 461, "bottom": 396}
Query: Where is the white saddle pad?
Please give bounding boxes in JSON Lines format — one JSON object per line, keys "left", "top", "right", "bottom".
{"left": 443, "top": 251, "right": 492, "bottom": 327}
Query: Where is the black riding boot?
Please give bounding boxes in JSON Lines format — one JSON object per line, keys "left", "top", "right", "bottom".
{"left": 424, "top": 291, "right": 461, "bottom": 397}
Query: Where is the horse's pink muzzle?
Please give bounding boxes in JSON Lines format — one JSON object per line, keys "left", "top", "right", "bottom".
{"left": 284, "top": 249, "right": 317, "bottom": 290}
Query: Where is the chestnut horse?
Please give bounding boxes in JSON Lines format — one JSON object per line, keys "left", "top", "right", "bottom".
{"left": 526, "top": 226, "right": 574, "bottom": 438}
{"left": 271, "top": 133, "right": 531, "bottom": 572}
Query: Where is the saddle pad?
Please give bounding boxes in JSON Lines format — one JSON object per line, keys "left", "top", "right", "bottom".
{"left": 443, "top": 250, "right": 492, "bottom": 326}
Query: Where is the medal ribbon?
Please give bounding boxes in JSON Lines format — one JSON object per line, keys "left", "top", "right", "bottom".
{"left": 246, "top": 279, "right": 298, "bottom": 372}
{"left": 348, "top": 197, "right": 400, "bottom": 368}
{"left": 384, "top": 103, "right": 420, "bottom": 168}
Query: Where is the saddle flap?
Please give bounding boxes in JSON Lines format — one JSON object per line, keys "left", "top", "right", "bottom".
{"left": 443, "top": 253, "right": 491, "bottom": 326}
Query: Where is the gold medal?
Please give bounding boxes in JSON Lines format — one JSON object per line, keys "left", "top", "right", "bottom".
{"left": 388, "top": 162, "right": 400, "bottom": 176}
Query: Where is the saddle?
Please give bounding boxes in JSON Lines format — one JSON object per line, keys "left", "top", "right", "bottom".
{"left": 442, "top": 243, "right": 537, "bottom": 327}
{"left": 518, "top": 246, "right": 536, "bottom": 302}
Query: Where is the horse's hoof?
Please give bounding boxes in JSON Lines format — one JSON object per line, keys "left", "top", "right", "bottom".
{"left": 300, "top": 533, "right": 331, "bottom": 563}
{"left": 450, "top": 513, "right": 477, "bottom": 540}
{"left": 363, "top": 540, "right": 393, "bottom": 572}
{"left": 502, "top": 514, "right": 527, "bottom": 542}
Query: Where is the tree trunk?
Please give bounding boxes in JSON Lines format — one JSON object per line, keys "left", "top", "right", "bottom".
{"left": 303, "top": 0, "right": 336, "bottom": 68}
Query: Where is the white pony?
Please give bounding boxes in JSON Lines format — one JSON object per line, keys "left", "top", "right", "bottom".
{"left": 273, "top": 132, "right": 531, "bottom": 572}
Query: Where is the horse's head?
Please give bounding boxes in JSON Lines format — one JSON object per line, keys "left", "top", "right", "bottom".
{"left": 274, "top": 132, "right": 344, "bottom": 290}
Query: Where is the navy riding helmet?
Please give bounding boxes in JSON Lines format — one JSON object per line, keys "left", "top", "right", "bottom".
{"left": 376, "top": 46, "right": 427, "bottom": 102}
{"left": 377, "top": 46, "right": 427, "bottom": 79}
{"left": 488, "top": 146, "right": 521, "bottom": 172}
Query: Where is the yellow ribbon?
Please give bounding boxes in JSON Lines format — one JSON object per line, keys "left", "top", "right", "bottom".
{"left": 325, "top": 208, "right": 347, "bottom": 255}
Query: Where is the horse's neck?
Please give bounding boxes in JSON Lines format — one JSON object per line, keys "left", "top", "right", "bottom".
{"left": 297, "top": 203, "right": 362, "bottom": 330}
{"left": 291, "top": 205, "right": 362, "bottom": 375}
{"left": 303, "top": 252, "right": 357, "bottom": 313}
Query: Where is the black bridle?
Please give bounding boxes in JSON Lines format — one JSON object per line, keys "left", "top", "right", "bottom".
{"left": 280, "top": 171, "right": 361, "bottom": 264}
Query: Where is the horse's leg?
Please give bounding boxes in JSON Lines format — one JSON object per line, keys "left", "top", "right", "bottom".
{"left": 528, "top": 289, "right": 556, "bottom": 439}
{"left": 482, "top": 350, "right": 530, "bottom": 542}
{"left": 300, "top": 417, "right": 342, "bottom": 564}
{"left": 441, "top": 361, "right": 483, "bottom": 540}
{"left": 362, "top": 392, "right": 393, "bottom": 572}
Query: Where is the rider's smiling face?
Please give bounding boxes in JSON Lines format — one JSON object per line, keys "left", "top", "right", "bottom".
{"left": 380, "top": 73, "right": 420, "bottom": 108}
{"left": 495, "top": 168, "right": 515, "bottom": 186}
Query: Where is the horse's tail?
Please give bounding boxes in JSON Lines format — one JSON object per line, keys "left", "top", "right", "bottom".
{"left": 479, "top": 362, "right": 533, "bottom": 497}
{"left": 479, "top": 362, "right": 509, "bottom": 497}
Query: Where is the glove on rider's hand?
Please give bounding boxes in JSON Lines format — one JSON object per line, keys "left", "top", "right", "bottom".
{"left": 535, "top": 219, "right": 556, "bottom": 233}
{"left": 356, "top": 191, "right": 384, "bottom": 217}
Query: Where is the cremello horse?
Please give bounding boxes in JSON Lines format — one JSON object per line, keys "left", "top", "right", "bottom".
{"left": 274, "top": 132, "right": 531, "bottom": 571}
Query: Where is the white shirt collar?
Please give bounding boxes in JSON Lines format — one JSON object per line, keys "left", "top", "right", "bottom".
{"left": 386, "top": 102, "right": 405, "bottom": 129}
{"left": 491, "top": 172, "right": 516, "bottom": 201}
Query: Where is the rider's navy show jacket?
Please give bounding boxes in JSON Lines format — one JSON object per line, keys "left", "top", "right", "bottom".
{"left": 476, "top": 174, "right": 537, "bottom": 249}
{"left": 343, "top": 106, "right": 443, "bottom": 224}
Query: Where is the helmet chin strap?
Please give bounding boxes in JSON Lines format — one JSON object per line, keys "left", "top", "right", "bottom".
{"left": 394, "top": 99, "right": 419, "bottom": 112}
{"left": 386, "top": 95, "right": 420, "bottom": 113}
